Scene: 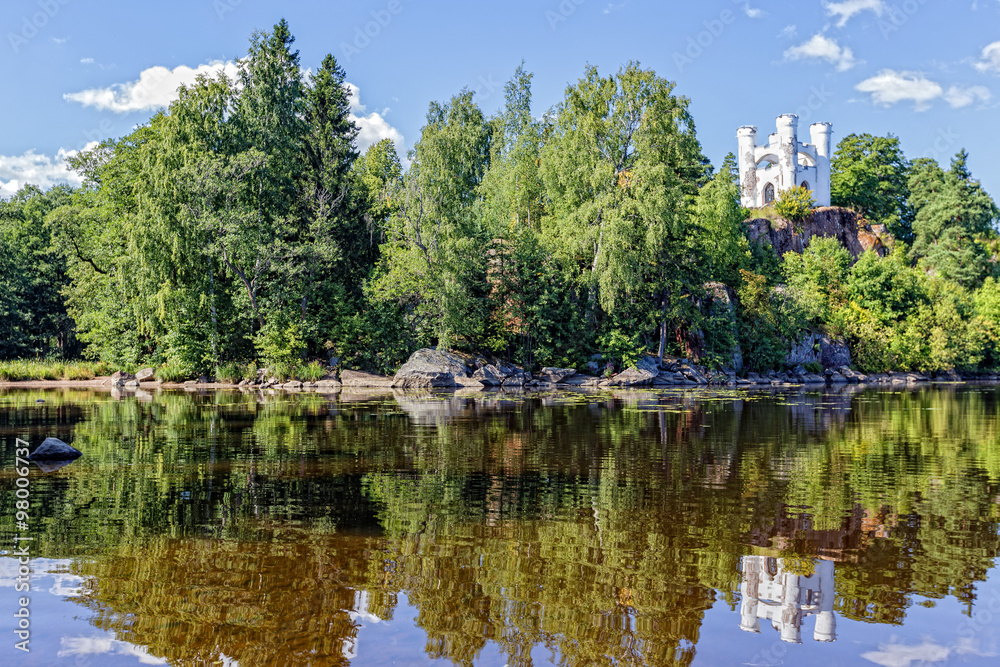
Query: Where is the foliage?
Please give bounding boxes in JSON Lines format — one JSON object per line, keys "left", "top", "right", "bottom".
{"left": 774, "top": 185, "right": 815, "bottom": 223}
{"left": 782, "top": 236, "right": 851, "bottom": 324}
{"left": 831, "top": 133, "right": 913, "bottom": 241}
{"left": 909, "top": 151, "right": 999, "bottom": 289}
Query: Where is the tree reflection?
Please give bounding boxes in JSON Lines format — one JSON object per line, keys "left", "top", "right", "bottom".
{"left": 0, "top": 385, "right": 998, "bottom": 664}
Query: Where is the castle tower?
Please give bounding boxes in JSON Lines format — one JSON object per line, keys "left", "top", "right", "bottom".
{"left": 737, "top": 116, "right": 833, "bottom": 209}
{"left": 809, "top": 122, "right": 834, "bottom": 207}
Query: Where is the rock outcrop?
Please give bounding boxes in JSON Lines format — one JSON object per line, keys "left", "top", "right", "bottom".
{"left": 785, "top": 332, "right": 851, "bottom": 370}
{"left": 745, "top": 206, "right": 890, "bottom": 261}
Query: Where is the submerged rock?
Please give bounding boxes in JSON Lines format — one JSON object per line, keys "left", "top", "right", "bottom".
{"left": 28, "top": 437, "right": 82, "bottom": 461}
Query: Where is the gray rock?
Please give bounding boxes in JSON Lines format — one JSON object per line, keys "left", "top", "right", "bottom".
{"left": 472, "top": 364, "right": 509, "bottom": 386}
{"left": 558, "top": 374, "right": 600, "bottom": 386}
{"left": 29, "top": 437, "right": 82, "bottom": 461}
{"left": 135, "top": 368, "right": 155, "bottom": 383}
{"left": 455, "top": 375, "right": 485, "bottom": 388}
{"left": 392, "top": 348, "right": 471, "bottom": 388}
{"left": 606, "top": 367, "right": 656, "bottom": 387}
{"left": 803, "top": 373, "right": 826, "bottom": 384}
{"left": 679, "top": 365, "right": 708, "bottom": 384}
{"left": 827, "top": 371, "right": 848, "bottom": 383}
{"left": 282, "top": 380, "right": 303, "bottom": 389}
{"left": 502, "top": 370, "right": 529, "bottom": 387}
{"left": 537, "top": 367, "right": 577, "bottom": 383}
{"left": 340, "top": 370, "right": 394, "bottom": 388}
{"left": 636, "top": 355, "right": 662, "bottom": 375}
{"left": 111, "top": 371, "right": 135, "bottom": 387}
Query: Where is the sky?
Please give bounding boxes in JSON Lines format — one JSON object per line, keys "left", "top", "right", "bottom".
{"left": 2, "top": 0, "right": 1000, "bottom": 199}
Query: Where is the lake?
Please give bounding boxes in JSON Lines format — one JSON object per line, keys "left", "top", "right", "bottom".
{"left": 2, "top": 384, "right": 999, "bottom": 666}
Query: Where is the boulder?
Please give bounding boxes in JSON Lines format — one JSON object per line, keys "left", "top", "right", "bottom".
{"left": 124, "top": 380, "right": 140, "bottom": 389}
{"left": 502, "top": 370, "right": 529, "bottom": 387}
{"left": 392, "top": 348, "right": 471, "bottom": 388}
{"left": 679, "top": 365, "right": 708, "bottom": 384}
{"left": 282, "top": 380, "right": 303, "bottom": 389}
{"left": 340, "top": 370, "right": 395, "bottom": 388}
{"left": 455, "top": 376, "right": 485, "bottom": 389}
{"left": 653, "top": 371, "right": 684, "bottom": 385}
{"left": 606, "top": 367, "right": 656, "bottom": 387}
{"left": 29, "top": 437, "right": 82, "bottom": 461}
{"left": 135, "top": 368, "right": 155, "bottom": 383}
{"left": 826, "top": 371, "right": 848, "bottom": 383}
{"left": 558, "top": 374, "right": 600, "bottom": 386}
{"left": 537, "top": 367, "right": 577, "bottom": 383}
{"left": 472, "top": 365, "right": 509, "bottom": 386}
{"left": 111, "top": 371, "right": 136, "bottom": 387}
{"left": 803, "top": 373, "right": 826, "bottom": 384}
{"left": 315, "top": 378, "right": 342, "bottom": 388}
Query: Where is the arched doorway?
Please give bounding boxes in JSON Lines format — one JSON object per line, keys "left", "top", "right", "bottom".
{"left": 763, "top": 183, "right": 775, "bottom": 204}
{"left": 800, "top": 181, "right": 809, "bottom": 190}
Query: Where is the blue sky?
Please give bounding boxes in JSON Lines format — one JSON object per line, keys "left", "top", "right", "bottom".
{"left": 2, "top": 0, "right": 1000, "bottom": 198}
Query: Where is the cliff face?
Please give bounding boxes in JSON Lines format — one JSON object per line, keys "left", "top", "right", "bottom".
{"left": 745, "top": 206, "right": 891, "bottom": 261}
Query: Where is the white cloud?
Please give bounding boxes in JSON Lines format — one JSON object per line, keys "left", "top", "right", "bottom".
{"left": 855, "top": 69, "right": 944, "bottom": 110}
{"left": 346, "top": 83, "right": 405, "bottom": 158}
{"left": 784, "top": 34, "right": 859, "bottom": 71}
{"left": 738, "top": 3, "right": 764, "bottom": 18}
{"left": 0, "top": 145, "right": 94, "bottom": 199}
{"left": 944, "top": 84, "right": 992, "bottom": 107}
{"left": 974, "top": 40, "right": 1000, "bottom": 74}
{"left": 779, "top": 25, "right": 798, "bottom": 38}
{"left": 861, "top": 638, "right": 997, "bottom": 667}
{"left": 824, "top": 0, "right": 884, "bottom": 27}
{"left": 64, "top": 60, "right": 239, "bottom": 113}
{"left": 80, "top": 57, "right": 95, "bottom": 65}
{"left": 602, "top": 2, "right": 626, "bottom": 14}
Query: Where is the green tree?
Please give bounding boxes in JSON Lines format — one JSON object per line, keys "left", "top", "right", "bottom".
{"left": 694, "top": 153, "right": 751, "bottom": 289}
{"left": 831, "top": 133, "right": 912, "bottom": 241}
{"left": 0, "top": 185, "right": 76, "bottom": 359}
{"left": 909, "top": 150, "right": 999, "bottom": 289}
{"left": 370, "top": 90, "right": 492, "bottom": 348}
{"left": 539, "top": 62, "right": 707, "bottom": 364}
{"left": 782, "top": 236, "right": 851, "bottom": 323}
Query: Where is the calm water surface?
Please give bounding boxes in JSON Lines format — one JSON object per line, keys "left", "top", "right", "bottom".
{"left": 1, "top": 385, "right": 999, "bottom": 666}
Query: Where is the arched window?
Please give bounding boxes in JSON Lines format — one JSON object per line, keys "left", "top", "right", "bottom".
{"left": 763, "top": 183, "right": 775, "bottom": 204}
{"left": 800, "top": 181, "right": 809, "bottom": 190}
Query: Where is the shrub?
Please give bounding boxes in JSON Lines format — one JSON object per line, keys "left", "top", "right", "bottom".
{"left": 804, "top": 361, "right": 824, "bottom": 375}
{"left": 775, "top": 185, "right": 815, "bottom": 223}
{"left": 295, "top": 361, "right": 327, "bottom": 382}
{"left": 216, "top": 361, "right": 254, "bottom": 384}
{"left": 156, "top": 361, "right": 195, "bottom": 383}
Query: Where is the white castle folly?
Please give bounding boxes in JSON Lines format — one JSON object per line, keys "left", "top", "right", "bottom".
{"left": 737, "top": 115, "right": 833, "bottom": 209}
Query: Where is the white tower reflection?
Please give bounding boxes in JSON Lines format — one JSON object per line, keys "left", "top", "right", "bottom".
{"left": 739, "top": 556, "right": 836, "bottom": 643}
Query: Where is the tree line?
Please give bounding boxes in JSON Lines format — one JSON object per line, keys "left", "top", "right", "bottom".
{"left": 1, "top": 20, "right": 998, "bottom": 378}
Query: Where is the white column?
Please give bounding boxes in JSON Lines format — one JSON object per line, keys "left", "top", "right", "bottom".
{"left": 737, "top": 126, "right": 759, "bottom": 208}
{"left": 775, "top": 114, "right": 799, "bottom": 198}
{"left": 810, "top": 122, "right": 834, "bottom": 207}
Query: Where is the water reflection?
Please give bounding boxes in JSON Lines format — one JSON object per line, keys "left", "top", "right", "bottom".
{"left": 0, "top": 385, "right": 998, "bottom": 665}
{"left": 739, "top": 556, "right": 836, "bottom": 644}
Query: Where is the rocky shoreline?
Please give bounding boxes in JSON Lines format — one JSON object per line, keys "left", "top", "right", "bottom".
{"left": 2, "top": 348, "right": 998, "bottom": 393}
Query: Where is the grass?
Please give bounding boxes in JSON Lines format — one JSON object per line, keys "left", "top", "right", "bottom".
{"left": 216, "top": 361, "right": 257, "bottom": 384}
{"left": 0, "top": 359, "right": 111, "bottom": 382}
{"left": 155, "top": 361, "right": 195, "bottom": 383}
{"left": 295, "top": 361, "right": 327, "bottom": 382}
